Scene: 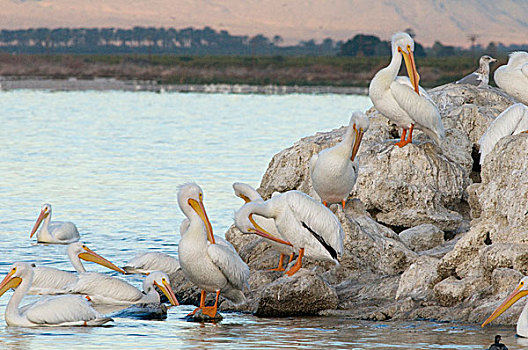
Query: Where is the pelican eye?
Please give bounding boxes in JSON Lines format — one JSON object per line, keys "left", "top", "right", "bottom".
{"left": 11, "top": 267, "right": 16, "bottom": 273}
{"left": 397, "top": 47, "right": 403, "bottom": 53}
{"left": 407, "top": 44, "right": 412, "bottom": 51}
{"left": 162, "top": 278, "right": 166, "bottom": 283}
{"left": 199, "top": 193, "right": 203, "bottom": 200}
{"left": 521, "top": 281, "right": 525, "bottom": 287}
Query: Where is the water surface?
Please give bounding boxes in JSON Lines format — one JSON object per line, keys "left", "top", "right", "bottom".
{"left": 0, "top": 90, "right": 518, "bottom": 349}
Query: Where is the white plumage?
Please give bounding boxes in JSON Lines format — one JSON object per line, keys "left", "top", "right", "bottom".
{"left": 235, "top": 190, "right": 343, "bottom": 276}
{"left": 494, "top": 51, "right": 528, "bottom": 105}
{"left": 29, "top": 242, "right": 126, "bottom": 295}
{"left": 29, "top": 203, "right": 80, "bottom": 244}
{"left": 369, "top": 32, "right": 444, "bottom": 147}
{"left": 233, "top": 182, "right": 295, "bottom": 271}
{"left": 0, "top": 262, "right": 112, "bottom": 327}
{"left": 177, "top": 183, "right": 249, "bottom": 318}
{"left": 310, "top": 112, "right": 370, "bottom": 208}
{"left": 482, "top": 276, "right": 528, "bottom": 338}
{"left": 479, "top": 103, "right": 528, "bottom": 164}
{"left": 123, "top": 252, "right": 180, "bottom": 275}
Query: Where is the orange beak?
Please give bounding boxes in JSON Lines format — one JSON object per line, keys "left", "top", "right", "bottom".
{"left": 482, "top": 283, "right": 528, "bottom": 327}
{"left": 78, "top": 245, "right": 127, "bottom": 274}
{"left": 399, "top": 45, "right": 420, "bottom": 95}
{"left": 30, "top": 209, "right": 48, "bottom": 238}
{"left": 154, "top": 279, "right": 179, "bottom": 306}
{"left": 0, "top": 269, "right": 22, "bottom": 297}
{"left": 248, "top": 214, "right": 293, "bottom": 247}
{"left": 188, "top": 197, "right": 215, "bottom": 244}
{"left": 350, "top": 124, "right": 365, "bottom": 162}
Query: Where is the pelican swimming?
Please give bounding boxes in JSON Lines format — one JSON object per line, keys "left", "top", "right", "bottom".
{"left": 0, "top": 262, "right": 112, "bottom": 327}
{"left": 494, "top": 51, "right": 528, "bottom": 105}
{"left": 30, "top": 242, "right": 126, "bottom": 295}
{"left": 30, "top": 203, "right": 80, "bottom": 244}
{"left": 369, "top": 32, "right": 444, "bottom": 147}
{"left": 456, "top": 55, "right": 497, "bottom": 88}
{"left": 235, "top": 190, "right": 343, "bottom": 276}
{"left": 479, "top": 103, "right": 528, "bottom": 164}
{"left": 482, "top": 276, "right": 528, "bottom": 338}
{"left": 310, "top": 111, "right": 370, "bottom": 208}
{"left": 65, "top": 269, "right": 179, "bottom": 306}
{"left": 233, "top": 182, "right": 295, "bottom": 271}
{"left": 177, "top": 183, "right": 249, "bottom": 318}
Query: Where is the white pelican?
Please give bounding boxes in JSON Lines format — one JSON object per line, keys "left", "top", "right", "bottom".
{"left": 30, "top": 203, "right": 80, "bottom": 244}
{"left": 233, "top": 182, "right": 295, "bottom": 271}
{"left": 234, "top": 190, "right": 343, "bottom": 276}
{"left": 482, "top": 276, "right": 528, "bottom": 337}
{"left": 29, "top": 242, "right": 126, "bottom": 295}
{"left": 456, "top": 55, "right": 497, "bottom": 88}
{"left": 0, "top": 262, "right": 112, "bottom": 327}
{"left": 310, "top": 111, "right": 370, "bottom": 208}
{"left": 494, "top": 51, "right": 528, "bottom": 105}
{"left": 177, "top": 183, "right": 249, "bottom": 318}
{"left": 369, "top": 32, "right": 444, "bottom": 147}
{"left": 65, "top": 270, "right": 179, "bottom": 306}
{"left": 479, "top": 103, "right": 528, "bottom": 164}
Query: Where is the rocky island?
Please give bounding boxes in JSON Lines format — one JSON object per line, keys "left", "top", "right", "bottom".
{"left": 171, "top": 83, "right": 527, "bottom": 325}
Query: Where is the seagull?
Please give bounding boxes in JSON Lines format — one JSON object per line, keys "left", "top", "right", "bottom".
{"left": 369, "top": 32, "right": 444, "bottom": 147}
{"left": 456, "top": 55, "right": 497, "bottom": 87}
{"left": 310, "top": 111, "right": 370, "bottom": 208}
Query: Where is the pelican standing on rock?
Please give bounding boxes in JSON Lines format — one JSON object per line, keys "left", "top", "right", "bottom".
{"left": 482, "top": 276, "right": 528, "bottom": 338}
{"left": 233, "top": 182, "right": 295, "bottom": 271}
{"left": 235, "top": 190, "right": 343, "bottom": 277}
{"left": 369, "top": 32, "right": 444, "bottom": 147}
{"left": 30, "top": 242, "right": 126, "bottom": 295}
{"left": 177, "top": 183, "right": 249, "bottom": 318}
{"left": 494, "top": 51, "right": 528, "bottom": 105}
{"left": 479, "top": 103, "right": 528, "bottom": 164}
{"left": 30, "top": 203, "right": 80, "bottom": 244}
{"left": 456, "top": 55, "right": 497, "bottom": 87}
{"left": 0, "top": 262, "right": 112, "bottom": 327}
{"left": 310, "top": 111, "right": 370, "bottom": 208}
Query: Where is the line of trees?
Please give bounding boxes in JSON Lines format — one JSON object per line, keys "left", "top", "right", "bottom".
{"left": 0, "top": 26, "right": 526, "bottom": 57}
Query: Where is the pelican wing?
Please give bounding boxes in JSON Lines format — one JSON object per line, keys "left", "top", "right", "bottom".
{"left": 207, "top": 243, "right": 249, "bottom": 290}
{"left": 30, "top": 266, "right": 77, "bottom": 294}
{"left": 522, "top": 63, "right": 528, "bottom": 79}
{"left": 285, "top": 191, "right": 344, "bottom": 257}
{"left": 24, "top": 295, "right": 98, "bottom": 325}
{"left": 66, "top": 272, "right": 144, "bottom": 303}
{"left": 479, "top": 103, "right": 528, "bottom": 164}
{"left": 123, "top": 252, "right": 180, "bottom": 275}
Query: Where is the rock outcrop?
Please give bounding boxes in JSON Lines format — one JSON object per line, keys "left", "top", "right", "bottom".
{"left": 172, "top": 84, "right": 527, "bottom": 325}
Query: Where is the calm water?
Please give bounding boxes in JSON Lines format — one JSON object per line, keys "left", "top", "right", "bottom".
{"left": 0, "top": 90, "right": 519, "bottom": 349}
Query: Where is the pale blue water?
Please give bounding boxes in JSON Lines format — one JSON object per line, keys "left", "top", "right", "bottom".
{"left": 0, "top": 90, "right": 519, "bottom": 349}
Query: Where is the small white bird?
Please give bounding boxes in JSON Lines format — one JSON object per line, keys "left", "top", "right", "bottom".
{"left": 310, "top": 112, "right": 370, "bottom": 208}
{"left": 235, "top": 190, "right": 343, "bottom": 277}
{"left": 233, "top": 182, "right": 295, "bottom": 271}
{"left": 456, "top": 55, "right": 497, "bottom": 87}
{"left": 178, "top": 183, "right": 249, "bottom": 318}
{"left": 494, "top": 51, "right": 528, "bottom": 105}
{"left": 0, "top": 262, "right": 112, "bottom": 327}
{"left": 29, "top": 203, "right": 80, "bottom": 244}
{"left": 479, "top": 103, "right": 528, "bottom": 164}
{"left": 482, "top": 276, "right": 528, "bottom": 338}
{"left": 369, "top": 32, "right": 444, "bottom": 147}
{"left": 30, "top": 242, "right": 126, "bottom": 295}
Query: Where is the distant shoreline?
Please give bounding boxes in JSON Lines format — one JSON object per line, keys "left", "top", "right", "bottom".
{"left": 0, "top": 77, "right": 369, "bottom": 95}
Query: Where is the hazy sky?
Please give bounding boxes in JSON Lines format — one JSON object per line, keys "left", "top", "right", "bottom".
{"left": 2, "top": 0, "right": 528, "bottom": 46}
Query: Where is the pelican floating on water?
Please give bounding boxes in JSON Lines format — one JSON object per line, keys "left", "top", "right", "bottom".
{"left": 494, "top": 51, "right": 528, "bottom": 105}
{"left": 0, "top": 262, "right": 112, "bottom": 327}
{"left": 30, "top": 203, "right": 80, "bottom": 244}
{"left": 479, "top": 103, "right": 528, "bottom": 164}
{"left": 369, "top": 32, "right": 444, "bottom": 147}
{"left": 233, "top": 182, "right": 295, "bottom": 271}
{"left": 456, "top": 55, "right": 497, "bottom": 88}
{"left": 482, "top": 276, "right": 528, "bottom": 338}
{"left": 177, "top": 183, "right": 249, "bottom": 318}
{"left": 310, "top": 112, "right": 370, "bottom": 208}
{"left": 30, "top": 242, "right": 126, "bottom": 295}
{"left": 235, "top": 190, "right": 343, "bottom": 276}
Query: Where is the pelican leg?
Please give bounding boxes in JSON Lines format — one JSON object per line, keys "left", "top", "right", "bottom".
{"left": 395, "top": 124, "right": 414, "bottom": 147}
{"left": 287, "top": 252, "right": 295, "bottom": 264}
{"left": 323, "top": 201, "right": 328, "bottom": 207}
{"left": 341, "top": 200, "right": 346, "bottom": 209}
{"left": 522, "top": 130, "right": 528, "bottom": 134}
{"left": 285, "top": 248, "right": 304, "bottom": 277}
{"left": 267, "top": 254, "right": 286, "bottom": 271}
{"left": 187, "top": 290, "right": 207, "bottom": 316}
{"left": 200, "top": 290, "right": 221, "bottom": 318}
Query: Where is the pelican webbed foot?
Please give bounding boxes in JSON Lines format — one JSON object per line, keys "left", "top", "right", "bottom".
{"left": 267, "top": 254, "right": 286, "bottom": 272}
{"left": 394, "top": 124, "right": 414, "bottom": 148}
{"left": 285, "top": 248, "right": 304, "bottom": 277}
